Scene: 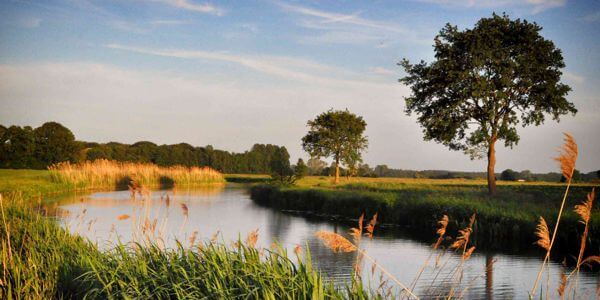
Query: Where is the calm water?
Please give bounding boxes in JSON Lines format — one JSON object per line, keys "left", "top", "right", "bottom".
{"left": 50, "top": 185, "right": 598, "bottom": 299}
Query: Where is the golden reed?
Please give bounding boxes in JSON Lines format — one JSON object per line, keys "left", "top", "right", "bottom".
{"left": 48, "top": 159, "right": 224, "bottom": 187}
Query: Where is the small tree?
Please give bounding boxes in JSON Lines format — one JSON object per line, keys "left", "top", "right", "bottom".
{"left": 306, "top": 157, "right": 327, "bottom": 175}
{"left": 500, "top": 169, "right": 518, "bottom": 181}
{"left": 302, "top": 109, "right": 368, "bottom": 184}
{"left": 294, "top": 158, "right": 308, "bottom": 181}
{"left": 400, "top": 14, "right": 576, "bottom": 194}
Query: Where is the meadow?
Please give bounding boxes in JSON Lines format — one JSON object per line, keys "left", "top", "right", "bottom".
{"left": 1, "top": 158, "right": 598, "bottom": 299}
{"left": 251, "top": 176, "right": 599, "bottom": 256}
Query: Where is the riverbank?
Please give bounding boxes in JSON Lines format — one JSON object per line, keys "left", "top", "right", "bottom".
{"left": 250, "top": 177, "right": 599, "bottom": 257}
{"left": 0, "top": 170, "right": 359, "bottom": 299}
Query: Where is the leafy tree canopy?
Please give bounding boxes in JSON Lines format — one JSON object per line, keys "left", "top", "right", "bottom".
{"left": 400, "top": 13, "right": 576, "bottom": 194}
{"left": 302, "top": 109, "right": 368, "bottom": 183}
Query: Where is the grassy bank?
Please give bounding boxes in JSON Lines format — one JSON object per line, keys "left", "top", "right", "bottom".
{"left": 0, "top": 189, "right": 365, "bottom": 299}
{"left": 250, "top": 177, "right": 599, "bottom": 256}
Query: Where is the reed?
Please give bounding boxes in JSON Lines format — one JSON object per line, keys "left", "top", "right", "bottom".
{"left": 48, "top": 159, "right": 225, "bottom": 188}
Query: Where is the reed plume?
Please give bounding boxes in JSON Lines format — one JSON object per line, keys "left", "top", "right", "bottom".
{"left": 349, "top": 213, "right": 364, "bottom": 244}
{"left": 575, "top": 188, "right": 595, "bottom": 268}
{"left": 365, "top": 213, "right": 378, "bottom": 239}
{"left": 180, "top": 203, "right": 189, "bottom": 218}
{"left": 315, "top": 231, "right": 357, "bottom": 253}
{"left": 554, "top": 133, "right": 578, "bottom": 182}
{"left": 117, "top": 214, "right": 130, "bottom": 221}
{"left": 535, "top": 217, "right": 551, "bottom": 251}
{"left": 246, "top": 229, "right": 259, "bottom": 248}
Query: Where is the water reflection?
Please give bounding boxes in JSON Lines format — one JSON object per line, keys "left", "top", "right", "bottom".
{"left": 50, "top": 186, "right": 598, "bottom": 299}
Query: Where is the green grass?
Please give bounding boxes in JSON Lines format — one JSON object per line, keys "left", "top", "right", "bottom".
{"left": 0, "top": 190, "right": 375, "bottom": 299}
{"left": 250, "top": 176, "right": 599, "bottom": 257}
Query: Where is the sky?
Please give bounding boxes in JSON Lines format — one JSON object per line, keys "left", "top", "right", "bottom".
{"left": 0, "top": 0, "right": 599, "bottom": 173}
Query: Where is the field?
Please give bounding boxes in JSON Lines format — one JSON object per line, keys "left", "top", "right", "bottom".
{"left": 1, "top": 168, "right": 598, "bottom": 298}
{"left": 251, "top": 176, "right": 599, "bottom": 256}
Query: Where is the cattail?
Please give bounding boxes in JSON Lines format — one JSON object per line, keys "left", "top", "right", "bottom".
{"left": 117, "top": 214, "right": 130, "bottom": 220}
{"left": 315, "top": 231, "right": 357, "bottom": 253}
{"left": 554, "top": 133, "right": 578, "bottom": 182}
{"left": 350, "top": 213, "right": 364, "bottom": 244}
{"left": 535, "top": 217, "right": 551, "bottom": 251}
{"left": 180, "top": 203, "right": 188, "bottom": 218}
{"left": 365, "top": 213, "right": 378, "bottom": 239}
{"left": 246, "top": 229, "right": 259, "bottom": 248}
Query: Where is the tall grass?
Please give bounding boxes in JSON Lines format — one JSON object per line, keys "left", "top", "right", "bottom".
{"left": 0, "top": 192, "right": 360, "bottom": 299}
{"left": 48, "top": 159, "right": 225, "bottom": 188}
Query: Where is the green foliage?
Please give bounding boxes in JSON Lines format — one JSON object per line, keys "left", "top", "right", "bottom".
{"left": 33, "top": 122, "right": 81, "bottom": 168}
{"left": 251, "top": 182, "right": 599, "bottom": 254}
{"left": 302, "top": 109, "right": 368, "bottom": 182}
{"left": 400, "top": 14, "right": 576, "bottom": 193}
{"left": 1, "top": 122, "right": 292, "bottom": 174}
{"left": 501, "top": 169, "right": 518, "bottom": 181}
{"left": 307, "top": 157, "right": 327, "bottom": 176}
{"left": 294, "top": 158, "right": 308, "bottom": 180}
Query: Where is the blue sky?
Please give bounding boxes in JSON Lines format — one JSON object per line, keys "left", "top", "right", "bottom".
{"left": 1, "top": 0, "right": 599, "bottom": 172}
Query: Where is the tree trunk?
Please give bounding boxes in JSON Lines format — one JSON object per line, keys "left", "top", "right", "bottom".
{"left": 487, "top": 136, "right": 497, "bottom": 195}
{"left": 334, "top": 157, "right": 340, "bottom": 184}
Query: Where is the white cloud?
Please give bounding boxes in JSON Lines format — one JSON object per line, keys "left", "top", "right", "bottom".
{"left": 109, "top": 21, "right": 149, "bottom": 34}
{"left": 274, "top": 1, "right": 430, "bottom": 47}
{"left": 162, "top": 0, "right": 224, "bottom": 16}
{"left": 276, "top": 1, "right": 407, "bottom": 34}
{"left": 151, "top": 20, "right": 192, "bottom": 25}
{"left": 370, "top": 67, "right": 396, "bottom": 76}
{"left": 418, "top": 0, "right": 566, "bottom": 14}
{"left": 105, "top": 43, "right": 388, "bottom": 88}
{"left": 582, "top": 11, "right": 600, "bottom": 22}
{"left": 18, "top": 17, "right": 42, "bottom": 28}
{"left": 563, "top": 71, "right": 584, "bottom": 84}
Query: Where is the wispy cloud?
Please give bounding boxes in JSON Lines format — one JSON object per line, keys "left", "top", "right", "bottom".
{"left": 161, "top": 0, "right": 224, "bottom": 16}
{"left": 151, "top": 19, "right": 192, "bottom": 25}
{"left": 104, "top": 44, "right": 387, "bottom": 88}
{"left": 17, "top": 17, "right": 42, "bottom": 28}
{"left": 109, "top": 21, "right": 149, "bottom": 34}
{"left": 276, "top": 1, "right": 406, "bottom": 34}
{"left": 582, "top": 11, "right": 600, "bottom": 22}
{"left": 274, "top": 1, "right": 427, "bottom": 47}
{"left": 563, "top": 71, "right": 585, "bottom": 84}
{"left": 370, "top": 67, "right": 396, "bottom": 76}
{"left": 418, "top": 0, "right": 566, "bottom": 14}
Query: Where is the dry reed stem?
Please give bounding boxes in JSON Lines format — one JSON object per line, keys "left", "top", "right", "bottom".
{"left": 410, "top": 215, "right": 449, "bottom": 292}
{"left": 0, "top": 194, "right": 12, "bottom": 266}
{"left": 531, "top": 133, "right": 578, "bottom": 298}
{"left": 558, "top": 273, "right": 567, "bottom": 299}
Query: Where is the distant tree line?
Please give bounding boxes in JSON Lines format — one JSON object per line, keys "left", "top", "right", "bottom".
{"left": 304, "top": 159, "right": 599, "bottom": 183}
{"left": 0, "top": 122, "right": 292, "bottom": 174}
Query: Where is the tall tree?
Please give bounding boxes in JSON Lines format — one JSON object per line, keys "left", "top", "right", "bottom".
{"left": 302, "top": 109, "right": 368, "bottom": 184}
{"left": 34, "top": 122, "right": 80, "bottom": 167}
{"left": 400, "top": 14, "right": 576, "bottom": 194}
